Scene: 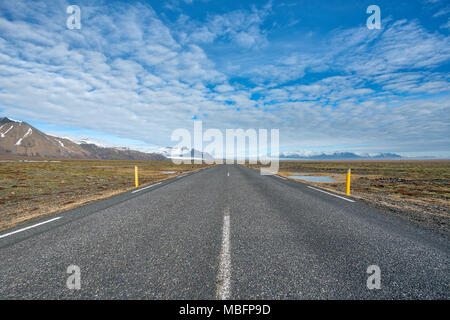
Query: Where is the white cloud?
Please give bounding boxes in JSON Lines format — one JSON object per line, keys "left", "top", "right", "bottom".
{"left": 433, "top": 6, "right": 450, "bottom": 17}
{"left": 441, "top": 19, "right": 450, "bottom": 30}
{"left": 177, "top": 2, "right": 272, "bottom": 49}
{"left": 0, "top": 0, "right": 448, "bottom": 156}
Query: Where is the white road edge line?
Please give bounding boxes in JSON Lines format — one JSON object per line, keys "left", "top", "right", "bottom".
{"left": 0, "top": 217, "right": 62, "bottom": 239}
{"left": 217, "top": 207, "right": 231, "bottom": 300}
{"left": 176, "top": 174, "right": 186, "bottom": 178}
{"left": 307, "top": 186, "right": 355, "bottom": 203}
{"left": 131, "top": 182, "right": 162, "bottom": 194}
{"left": 275, "top": 175, "right": 287, "bottom": 180}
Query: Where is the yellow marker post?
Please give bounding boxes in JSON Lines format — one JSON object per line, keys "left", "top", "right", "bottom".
{"left": 346, "top": 169, "right": 351, "bottom": 195}
{"left": 135, "top": 166, "right": 139, "bottom": 188}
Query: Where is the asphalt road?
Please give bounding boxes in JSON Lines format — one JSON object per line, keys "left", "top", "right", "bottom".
{"left": 0, "top": 164, "right": 448, "bottom": 299}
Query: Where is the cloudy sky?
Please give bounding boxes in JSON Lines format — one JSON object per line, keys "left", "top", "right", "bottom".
{"left": 0, "top": 0, "right": 449, "bottom": 157}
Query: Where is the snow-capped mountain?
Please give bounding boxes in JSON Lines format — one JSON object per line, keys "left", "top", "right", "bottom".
{"left": 141, "top": 146, "right": 214, "bottom": 161}
{"left": 0, "top": 117, "right": 166, "bottom": 160}
{"left": 278, "top": 151, "right": 402, "bottom": 160}
{"left": 0, "top": 116, "right": 403, "bottom": 161}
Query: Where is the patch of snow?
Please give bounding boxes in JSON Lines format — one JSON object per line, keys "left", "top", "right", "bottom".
{"left": 62, "top": 136, "right": 81, "bottom": 144}
{"left": 7, "top": 117, "right": 22, "bottom": 123}
{"left": 1, "top": 125, "right": 14, "bottom": 138}
{"left": 139, "top": 146, "right": 191, "bottom": 157}
{"left": 55, "top": 139, "right": 75, "bottom": 153}
{"left": 45, "top": 133, "right": 59, "bottom": 138}
{"left": 24, "top": 128, "right": 32, "bottom": 138}
{"left": 280, "top": 150, "right": 322, "bottom": 157}
{"left": 52, "top": 136, "right": 111, "bottom": 148}
{"left": 116, "top": 147, "right": 130, "bottom": 151}
{"left": 15, "top": 128, "right": 32, "bottom": 146}
{"left": 76, "top": 137, "right": 110, "bottom": 148}
{"left": 44, "top": 134, "right": 77, "bottom": 145}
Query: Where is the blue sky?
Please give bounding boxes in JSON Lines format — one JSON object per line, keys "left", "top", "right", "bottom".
{"left": 0, "top": 0, "right": 449, "bottom": 157}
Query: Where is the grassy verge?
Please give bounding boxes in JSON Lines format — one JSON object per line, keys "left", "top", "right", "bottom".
{"left": 0, "top": 158, "right": 210, "bottom": 231}
{"left": 248, "top": 160, "right": 450, "bottom": 232}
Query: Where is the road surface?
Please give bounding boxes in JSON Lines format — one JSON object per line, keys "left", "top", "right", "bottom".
{"left": 0, "top": 164, "right": 448, "bottom": 299}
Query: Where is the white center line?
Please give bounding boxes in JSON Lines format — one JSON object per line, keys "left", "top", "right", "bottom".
{"left": 131, "top": 182, "right": 162, "bottom": 194}
{"left": 0, "top": 217, "right": 62, "bottom": 239}
{"left": 307, "top": 186, "right": 355, "bottom": 202}
{"left": 216, "top": 207, "right": 231, "bottom": 300}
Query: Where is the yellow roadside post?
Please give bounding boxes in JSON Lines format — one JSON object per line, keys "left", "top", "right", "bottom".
{"left": 135, "top": 166, "right": 139, "bottom": 188}
{"left": 346, "top": 169, "right": 351, "bottom": 195}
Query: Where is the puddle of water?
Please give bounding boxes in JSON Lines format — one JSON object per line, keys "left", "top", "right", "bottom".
{"left": 288, "top": 174, "right": 337, "bottom": 182}
{"left": 161, "top": 171, "right": 177, "bottom": 174}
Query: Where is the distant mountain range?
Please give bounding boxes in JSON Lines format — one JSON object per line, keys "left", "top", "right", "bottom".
{"left": 142, "top": 146, "right": 214, "bottom": 161}
{"left": 0, "top": 117, "right": 214, "bottom": 161}
{"left": 1, "top": 116, "right": 406, "bottom": 161}
{"left": 278, "top": 151, "right": 402, "bottom": 160}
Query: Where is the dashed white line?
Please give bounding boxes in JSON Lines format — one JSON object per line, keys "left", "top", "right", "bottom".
{"left": 227, "top": 172, "right": 229, "bottom": 177}
{"left": 0, "top": 217, "right": 62, "bottom": 239}
{"left": 131, "top": 182, "right": 162, "bottom": 194}
{"left": 217, "top": 207, "right": 231, "bottom": 300}
{"left": 307, "top": 186, "right": 355, "bottom": 202}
